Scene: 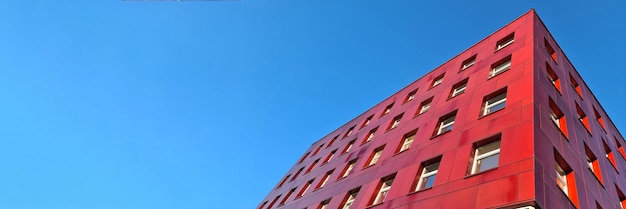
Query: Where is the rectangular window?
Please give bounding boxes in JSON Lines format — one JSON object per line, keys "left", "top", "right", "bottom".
{"left": 417, "top": 97, "right": 433, "bottom": 115}
{"left": 267, "top": 195, "right": 281, "bottom": 209}
{"left": 570, "top": 73, "right": 583, "bottom": 98}
{"left": 296, "top": 179, "right": 314, "bottom": 198}
{"left": 387, "top": 113, "right": 404, "bottom": 130}
{"left": 584, "top": 143, "right": 603, "bottom": 184}
{"left": 344, "top": 126, "right": 355, "bottom": 138}
{"left": 382, "top": 103, "right": 394, "bottom": 116}
{"left": 496, "top": 33, "right": 515, "bottom": 50}
{"left": 482, "top": 88, "right": 507, "bottom": 116}
{"left": 317, "top": 199, "right": 331, "bottom": 209}
{"left": 315, "top": 169, "right": 334, "bottom": 189}
{"left": 305, "top": 159, "right": 320, "bottom": 174}
{"left": 312, "top": 144, "right": 324, "bottom": 156}
{"left": 546, "top": 63, "right": 561, "bottom": 92}
{"left": 470, "top": 137, "right": 501, "bottom": 174}
{"left": 616, "top": 185, "right": 626, "bottom": 209}
{"left": 291, "top": 167, "right": 304, "bottom": 181}
{"left": 449, "top": 78, "right": 468, "bottom": 98}
{"left": 616, "top": 136, "right": 625, "bottom": 159}
{"left": 460, "top": 55, "right": 477, "bottom": 71}
{"left": 342, "top": 140, "right": 356, "bottom": 154}
{"left": 603, "top": 140, "right": 618, "bottom": 170}
{"left": 298, "top": 152, "right": 310, "bottom": 164}
{"left": 323, "top": 149, "right": 337, "bottom": 164}
{"left": 593, "top": 107, "right": 606, "bottom": 131}
{"left": 341, "top": 188, "right": 360, "bottom": 209}
{"left": 370, "top": 174, "right": 396, "bottom": 205}
{"left": 405, "top": 89, "right": 417, "bottom": 103}
{"left": 549, "top": 98, "right": 568, "bottom": 138}
{"left": 326, "top": 136, "right": 338, "bottom": 148}
{"left": 555, "top": 150, "right": 578, "bottom": 207}
{"left": 431, "top": 74, "right": 445, "bottom": 88}
{"left": 339, "top": 159, "right": 357, "bottom": 179}
{"left": 277, "top": 174, "right": 291, "bottom": 189}
{"left": 362, "top": 127, "right": 378, "bottom": 144}
{"left": 415, "top": 157, "right": 441, "bottom": 191}
{"left": 490, "top": 55, "right": 512, "bottom": 77}
{"left": 361, "top": 115, "right": 373, "bottom": 129}
{"left": 434, "top": 111, "right": 457, "bottom": 136}
{"left": 366, "top": 146, "right": 385, "bottom": 167}
{"left": 279, "top": 187, "right": 296, "bottom": 205}
{"left": 575, "top": 103, "right": 591, "bottom": 134}
{"left": 397, "top": 129, "right": 417, "bottom": 153}
{"left": 545, "top": 38, "right": 557, "bottom": 62}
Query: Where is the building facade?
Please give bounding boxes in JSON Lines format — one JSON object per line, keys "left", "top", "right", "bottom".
{"left": 258, "top": 10, "right": 626, "bottom": 209}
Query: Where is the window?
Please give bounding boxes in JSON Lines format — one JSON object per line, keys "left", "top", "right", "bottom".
{"left": 267, "top": 195, "right": 281, "bottom": 209}
{"left": 296, "top": 179, "right": 314, "bottom": 198}
{"left": 405, "top": 89, "right": 417, "bottom": 103}
{"left": 341, "top": 188, "right": 360, "bottom": 209}
{"left": 279, "top": 187, "right": 296, "bottom": 205}
{"left": 570, "top": 73, "right": 583, "bottom": 98}
{"left": 370, "top": 174, "right": 395, "bottom": 205}
{"left": 305, "top": 159, "right": 320, "bottom": 174}
{"left": 545, "top": 38, "right": 557, "bottom": 62}
{"left": 434, "top": 111, "right": 457, "bottom": 136}
{"left": 258, "top": 201, "right": 268, "bottom": 209}
{"left": 312, "top": 144, "right": 324, "bottom": 156}
{"left": 298, "top": 152, "right": 310, "bottom": 164}
{"left": 382, "top": 103, "right": 394, "bottom": 116}
{"left": 549, "top": 98, "right": 568, "bottom": 137}
{"left": 387, "top": 113, "right": 404, "bottom": 130}
{"left": 344, "top": 126, "right": 355, "bottom": 138}
{"left": 460, "top": 55, "right": 477, "bottom": 71}
{"left": 449, "top": 79, "right": 468, "bottom": 98}
{"left": 362, "top": 127, "right": 378, "bottom": 144}
{"left": 546, "top": 62, "right": 561, "bottom": 92}
{"left": 603, "top": 140, "right": 618, "bottom": 170}
{"left": 277, "top": 174, "right": 291, "bottom": 189}
{"left": 326, "top": 136, "right": 337, "bottom": 148}
{"left": 482, "top": 88, "right": 507, "bottom": 116}
{"left": 490, "top": 55, "right": 512, "bottom": 77}
{"left": 339, "top": 159, "right": 357, "bottom": 179}
{"left": 323, "top": 149, "right": 337, "bottom": 164}
{"left": 315, "top": 170, "right": 334, "bottom": 189}
{"left": 616, "top": 185, "right": 626, "bottom": 209}
{"left": 431, "top": 74, "right": 445, "bottom": 88}
{"left": 291, "top": 167, "right": 304, "bottom": 181}
{"left": 366, "top": 146, "right": 385, "bottom": 167}
{"left": 496, "top": 33, "right": 515, "bottom": 50}
{"left": 470, "top": 137, "right": 501, "bottom": 174}
{"left": 317, "top": 199, "right": 331, "bottom": 209}
{"left": 594, "top": 107, "right": 606, "bottom": 131}
{"left": 342, "top": 140, "right": 356, "bottom": 154}
{"left": 361, "top": 115, "right": 373, "bottom": 129}
{"left": 415, "top": 157, "right": 440, "bottom": 191}
{"left": 416, "top": 97, "right": 433, "bottom": 115}
{"left": 575, "top": 103, "right": 591, "bottom": 133}
{"left": 555, "top": 150, "right": 579, "bottom": 207}
{"left": 584, "top": 143, "right": 603, "bottom": 184}
{"left": 397, "top": 129, "right": 417, "bottom": 153}
{"left": 615, "top": 136, "right": 625, "bottom": 159}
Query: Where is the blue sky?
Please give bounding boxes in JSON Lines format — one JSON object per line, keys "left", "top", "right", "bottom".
{"left": 0, "top": 1, "right": 624, "bottom": 209}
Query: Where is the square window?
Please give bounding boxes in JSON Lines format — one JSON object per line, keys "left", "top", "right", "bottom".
{"left": 554, "top": 150, "right": 578, "bottom": 207}
{"left": 490, "top": 55, "right": 512, "bottom": 77}
{"left": 460, "top": 55, "right": 477, "bottom": 71}
{"left": 434, "top": 111, "right": 457, "bottom": 136}
{"left": 361, "top": 115, "right": 373, "bottom": 129}
{"left": 470, "top": 138, "right": 501, "bottom": 174}
{"left": 549, "top": 98, "right": 568, "bottom": 138}
{"left": 341, "top": 188, "right": 360, "bottom": 209}
{"left": 397, "top": 129, "right": 417, "bottom": 153}
{"left": 482, "top": 88, "right": 507, "bottom": 116}
{"left": 387, "top": 113, "right": 404, "bottom": 130}
{"left": 370, "top": 174, "right": 395, "bottom": 205}
{"left": 415, "top": 157, "right": 441, "bottom": 191}
{"left": 449, "top": 78, "right": 468, "bottom": 98}
{"left": 381, "top": 103, "right": 395, "bottom": 117}
{"left": 546, "top": 63, "right": 561, "bottom": 93}
{"left": 416, "top": 97, "right": 433, "bottom": 115}
{"left": 584, "top": 143, "right": 603, "bottom": 184}
{"left": 342, "top": 140, "right": 356, "bottom": 154}
{"left": 496, "top": 33, "right": 515, "bottom": 50}
{"left": 366, "top": 146, "right": 385, "bottom": 167}
{"left": 545, "top": 38, "right": 557, "bottom": 62}
{"left": 431, "top": 74, "right": 445, "bottom": 88}
{"left": 405, "top": 89, "right": 417, "bottom": 103}
{"left": 362, "top": 127, "right": 378, "bottom": 144}
{"left": 323, "top": 149, "right": 337, "bottom": 164}
{"left": 339, "top": 159, "right": 357, "bottom": 179}
{"left": 570, "top": 73, "right": 583, "bottom": 98}
{"left": 315, "top": 169, "right": 334, "bottom": 189}
{"left": 343, "top": 126, "right": 355, "bottom": 138}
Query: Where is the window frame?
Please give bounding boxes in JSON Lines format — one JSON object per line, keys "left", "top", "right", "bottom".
{"left": 370, "top": 174, "right": 396, "bottom": 206}
{"left": 470, "top": 139, "right": 501, "bottom": 174}
{"left": 431, "top": 74, "right": 445, "bottom": 88}
{"left": 339, "top": 159, "right": 357, "bottom": 179}
{"left": 496, "top": 33, "right": 515, "bottom": 50}
{"left": 341, "top": 188, "right": 360, "bottom": 209}
{"left": 545, "top": 38, "right": 557, "bottom": 62}
{"left": 315, "top": 169, "right": 334, "bottom": 189}
{"left": 584, "top": 143, "right": 603, "bottom": 184}
{"left": 460, "top": 54, "right": 477, "bottom": 71}
{"left": 397, "top": 129, "right": 417, "bottom": 153}
{"left": 404, "top": 89, "right": 418, "bottom": 103}
{"left": 416, "top": 97, "right": 433, "bottom": 116}
{"left": 366, "top": 146, "right": 385, "bottom": 167}
{"left": 449, "top": 78, "right": 469, "bottom": 98}
{"left": 489, "top": 55, "right": 512, "bottom": 78}
{"left": 482, "top": 88, "right": 507, "bottom": 116}
{"left": 415, "top": 157, "right": 441, "bottom": 191}
{"left": 546, "top": 62, "right": 561, "bottom": 93}
{"left": 434, "top": 111, "right": 457, "bottom": 136}
{"left": 362, "top": 127, "right": 379, "bottom": 144}
{"left": 387, "top": 113, "right": 404, "bottom": 130}
{"left": 549, "top": 98, "right": 568, "bottom": 138}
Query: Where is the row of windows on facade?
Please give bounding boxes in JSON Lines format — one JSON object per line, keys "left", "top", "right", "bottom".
{"left": 261, "top": 134, "right": 504, "bottom": 209}
{"left": 282, "top": 87, "right": 510, "bottom": 189}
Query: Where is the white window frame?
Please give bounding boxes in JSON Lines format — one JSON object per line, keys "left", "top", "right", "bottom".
{"left": 437, "top": 116, "right": 455, "bottom": 135}
{"left": 490, "top": 59, "right": 511, "bottom": 77}
{"left": 496, "top": 36, "right": 514, "bottom": 50}
{"left": 462, "top": 59, "right": 475, "bottom": 70}
{"left": 390, "top": 119, "right": 400, "bottom": 129}
{"left": 399, "top": 135, "right": 415, "bottom": 152}
{"left": 342, "top": 192, "right": 357, "bottom": 209}
{"left": 556, "top": 165, "right": 568, "bottom": 195}
{"left": 550, "top": 111, "right": 561, "bottom": 128}
{"left": 406, "top": 93, "right": 415, "bottom": 102}
{"left": 432, "top": 77, "right": 443, "bottom": 87}
{"left": 342, "top": 162, "right": 355, "bottom": 178}
{"left": 419, "top": 102, "right": 431, "bottom": 114}
{"left": 416, "top": 162, "right": 439, "bottom": 190}
{"left": 471, "top": 140, "right": 501, "bottom": 174}
{"left": 451, "top": 83, "right": 467, "bottom": 97}
{"left": 373, "top": 179, "right": 393, "bottom": 205}
{"left": 368, "top": 150, "right": 382, "bottom": 166}
{"left": 365, "top": 132, "right": 375, "bottom": 143}
{"left": 483, "top": 92, "right": 507, "bottom": 115}
{"left": 319, "top": 173, "right": 331, "bottom": 188}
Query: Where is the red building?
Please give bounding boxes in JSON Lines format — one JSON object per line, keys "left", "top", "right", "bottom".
{"left": 258, "top": 9, "right": 626, "bottom": 209}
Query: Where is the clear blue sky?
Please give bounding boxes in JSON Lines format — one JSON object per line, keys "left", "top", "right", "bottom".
{"left": 0, "top": 1, "right": 624, "bottom": 209}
